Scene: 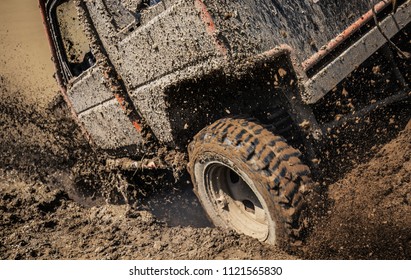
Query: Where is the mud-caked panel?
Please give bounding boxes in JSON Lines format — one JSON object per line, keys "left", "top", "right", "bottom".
{"left": 78, "top": 99, "right": 143, "bottom": 151}
{"left": 84, "top": 0, "right": 219, "bottom": 89}
{"left": 130, "top": 82, "right": 174, "bottom": 144}
{"left": 117, "top": 0, "right": 218, "bottom": 88}
{"left": 67, "top": 65, "right": 113, "bottom": 113}
{"left": 204, "top": 0, "right": 369, "bottom": 62}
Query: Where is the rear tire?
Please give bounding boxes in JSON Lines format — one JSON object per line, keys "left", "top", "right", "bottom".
{"left": 188, "top": 117, "right": 312, "bottom": 249}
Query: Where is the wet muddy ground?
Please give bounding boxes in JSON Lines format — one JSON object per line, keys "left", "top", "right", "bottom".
{"left": 1, "top": 0, "right": 410, "bottom": 260}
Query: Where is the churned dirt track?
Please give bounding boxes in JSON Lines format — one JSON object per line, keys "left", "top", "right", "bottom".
{"left": 1, "top": 0, "right": 410, "bottom": 260}
{"left": 0, "top": 171, "right": 294, "bottom": 260}
{"left": 306, "top": 121, "right": 411, "bottom": 259}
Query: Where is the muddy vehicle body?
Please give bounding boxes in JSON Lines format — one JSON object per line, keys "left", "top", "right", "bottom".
{"left": 40, "top": 0, "right": 411, "bottom": 249}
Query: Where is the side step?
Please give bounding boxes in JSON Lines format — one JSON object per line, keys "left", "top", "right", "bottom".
{"left": 304, "top": 1, "right": 411, "bottom": 104}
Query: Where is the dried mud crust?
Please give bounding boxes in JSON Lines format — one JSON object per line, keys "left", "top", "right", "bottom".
{"left": 188, "top": 118, "right": 313, "bottom": 250}
{"left": 306, "top": 120, "right": 411, "bottom": 259}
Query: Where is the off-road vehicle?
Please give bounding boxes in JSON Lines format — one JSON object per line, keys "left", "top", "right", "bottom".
{"left": 40, "top": 0, "right": 410, "bottom": 249}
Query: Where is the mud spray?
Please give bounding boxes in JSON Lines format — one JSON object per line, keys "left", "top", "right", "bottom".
{"left": 1, "top": 0, "right": 410, "bottom": 260}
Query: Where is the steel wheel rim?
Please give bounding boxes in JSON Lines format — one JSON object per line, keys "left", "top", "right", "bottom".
{"left": 204, "top": 162, "right": 269, "bottom": 241}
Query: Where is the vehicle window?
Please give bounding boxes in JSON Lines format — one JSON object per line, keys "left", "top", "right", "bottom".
{"left": 56, "top": 0, "right": 95, "bottom": 77}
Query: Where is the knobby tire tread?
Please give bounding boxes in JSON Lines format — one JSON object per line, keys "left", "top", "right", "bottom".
{"left": 188, "top": 117, "right": 313, "bottom": 250}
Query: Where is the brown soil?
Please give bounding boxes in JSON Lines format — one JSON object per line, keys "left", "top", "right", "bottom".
{"left": 0, "top": 171, "right": 295, "bottom": 260}
{"left": 306, "top": 121, "right": 411, "bottom": 259}
{"left": 1, "top": 0, "right": 410, "bottom": 260}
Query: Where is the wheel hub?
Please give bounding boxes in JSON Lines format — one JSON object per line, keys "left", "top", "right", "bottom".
{"left": 205, "top": 162, "right": 270, "bottom": 241}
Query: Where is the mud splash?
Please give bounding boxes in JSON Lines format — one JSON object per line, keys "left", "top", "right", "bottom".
{"left": 1, "top": 0, "right": 410, "bottom": 260}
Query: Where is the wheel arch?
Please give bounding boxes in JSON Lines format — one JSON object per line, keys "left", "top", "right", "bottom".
{"left": 162, "top": 49, "right": 306, "bottom": 149}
